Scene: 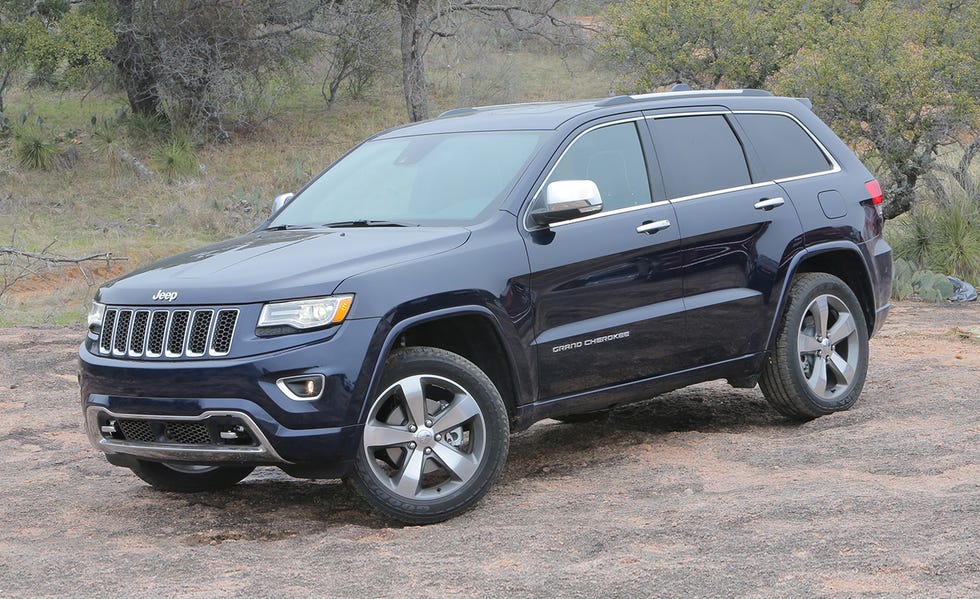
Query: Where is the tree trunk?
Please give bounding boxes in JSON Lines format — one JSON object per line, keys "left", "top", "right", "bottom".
{"left": 109, "top": 0, "right": 162, "bottom": 117}
{"left": 0, "top": 66, "right": 11, "bottom": 114}
{"left": 397, "top": 0, "right": 428, "bottom": 122}
{"left": 882, "top": 179, "right": 915, "bottom": 220}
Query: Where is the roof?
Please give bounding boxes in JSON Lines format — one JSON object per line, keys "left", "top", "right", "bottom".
{"left": 374, "top": 89, "right": 803, "bottom": 139}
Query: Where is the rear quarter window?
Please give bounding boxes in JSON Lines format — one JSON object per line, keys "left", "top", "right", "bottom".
{"left": 736, "top": 113, "right": 832, "bottom": 180}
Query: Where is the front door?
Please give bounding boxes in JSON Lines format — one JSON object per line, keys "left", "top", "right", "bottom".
{"left": 523, "top": 118, "right": 686, "bottom": 400}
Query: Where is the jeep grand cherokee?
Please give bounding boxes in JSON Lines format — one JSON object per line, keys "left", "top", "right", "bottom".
{"left": 80, "top": 88, "right": 892, "bottom": 523}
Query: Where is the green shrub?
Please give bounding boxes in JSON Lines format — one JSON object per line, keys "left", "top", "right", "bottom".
{"left": 152, "top": 133, "right": 198, "bottom": 183}
{"left": 127, "top": 112, "right": 170, "bottom": 139}
{"left": 889, "top": 192, "right": 980, "bottom": 285}
{"left": 13, "top": 125, "right": 59, "bottom": 169}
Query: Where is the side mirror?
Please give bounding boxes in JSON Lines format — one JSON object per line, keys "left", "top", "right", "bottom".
{"left": 530, "top": 180, "right": 603, "bottom": 226}
{"left": 272, "top": 192, "right": 295, "bottom": 214}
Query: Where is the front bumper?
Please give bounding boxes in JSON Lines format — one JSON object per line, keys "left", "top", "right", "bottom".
{"left": 79, "top": 317, "right": 381, "bottom": 470}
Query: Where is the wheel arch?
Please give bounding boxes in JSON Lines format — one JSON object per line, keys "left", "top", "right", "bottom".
{"left": 359, "top": 306, "right": 525, "bottom": 427}
{"left": 766, "top": 242, "right": 876, "bottom": 352}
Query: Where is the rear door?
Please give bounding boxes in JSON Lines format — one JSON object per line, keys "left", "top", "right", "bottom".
{"left": 644, "top": 110, "right": 805, "bottom": 366}
{"left": 523, "top": 116, "right": 686, "bottom": 400}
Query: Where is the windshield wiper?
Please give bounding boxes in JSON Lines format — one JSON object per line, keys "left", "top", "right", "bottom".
{"left": 321, "top": 220, "right": 416, "bottom": 228}
{"left": 264, "top": 224, "right": 317, "bottom": 231}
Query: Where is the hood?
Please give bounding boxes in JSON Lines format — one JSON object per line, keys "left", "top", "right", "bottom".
{"left": 98, "top": 227, "right": 470, "bottom": 306}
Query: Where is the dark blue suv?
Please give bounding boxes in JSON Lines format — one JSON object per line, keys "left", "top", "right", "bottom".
{"left": 80, "top": 89, "right": 893, "bottom": 523}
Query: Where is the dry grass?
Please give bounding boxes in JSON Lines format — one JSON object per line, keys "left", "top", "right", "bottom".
{"left": 0, "top": 48, "right": 612, "bottom": 324}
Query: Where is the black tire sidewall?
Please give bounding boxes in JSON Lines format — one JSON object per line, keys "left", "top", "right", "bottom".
{"left": 782, "top": 275, "right": 869, "bottom": 413}
{"left": 349, "top": 347, "right": 510, "bottom": 524}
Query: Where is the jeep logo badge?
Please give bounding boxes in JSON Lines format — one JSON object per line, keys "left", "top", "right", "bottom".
{"left": 152, "top": 290, "right": 179, "bottom": 302}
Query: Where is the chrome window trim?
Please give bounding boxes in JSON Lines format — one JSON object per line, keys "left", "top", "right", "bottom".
{"left": 666, "top": 180, "right": 779, "bottom": 205}
{"left": 521, "top": 109, "right": 844, "bottom": 230}
{"left": 548, "top": 199, "right": 673, "bottom": 228}
{"left": 522, "top": 116, "right": 649, "bottom": 232}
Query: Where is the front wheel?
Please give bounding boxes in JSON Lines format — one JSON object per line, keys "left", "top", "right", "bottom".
{"left": 347, "top": 347, "right": 510, "bottom": 524}
{"left": 760, "top": 273, "right": 869, "bottom": 421}
{"left": 128, "top": 460, "right": 255, "bottom": 492}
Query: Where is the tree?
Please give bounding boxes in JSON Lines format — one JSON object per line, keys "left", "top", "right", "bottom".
{"left": 600, "top": 0, "right": 856, "bottom": 92}
{"left": 308, "top": 0, "right": 393, "bottom": 105}
{"left": 0, "top": 0, "right": 114, "bottom": 113}
{"left": 775, "top": 0, "right": 980, "bottom": 218}
{"left": 107, "top": 0, "right": 326, "bottom": 137}
{"left": 392, "top": 0, "right": 580, "bottom": 121}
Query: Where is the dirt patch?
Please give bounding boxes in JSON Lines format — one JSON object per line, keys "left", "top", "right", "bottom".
{"left": 2, "top": 261, "right": 128, "bottom": 300}
{"left": 0, "top": 302, "right": 977, "bottom": 597}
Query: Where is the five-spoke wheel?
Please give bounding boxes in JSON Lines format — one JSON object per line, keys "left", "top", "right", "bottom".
{"left": 761, "top": 273, "right": 869, "bottom": 420}
{"left": 348, "top": 347, "right": 509, "bottom": 524}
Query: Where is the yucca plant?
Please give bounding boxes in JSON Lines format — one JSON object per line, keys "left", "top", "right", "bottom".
{"left": 13, "top": 125, "right": 59, "bottom": 170}
{"left": 152, "top": 133, "right": 198, "bottom": 183}
{"left": 929, "top": 196, "right": 980, "bottom": 283}
{"left": 127, "top": 112, "right": 170, "bottom": 139}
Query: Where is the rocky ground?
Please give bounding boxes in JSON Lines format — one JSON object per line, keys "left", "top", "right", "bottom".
{"left": 0, "top": 301, "right": 977, "bottom": 597}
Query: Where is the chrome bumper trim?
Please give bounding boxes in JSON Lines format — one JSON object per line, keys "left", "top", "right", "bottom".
{"left": 85, "top": 407, "right": 290, "bottom": 464}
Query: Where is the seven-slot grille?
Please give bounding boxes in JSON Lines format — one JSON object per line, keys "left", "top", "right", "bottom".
{"left": 98, "top": 307, "right": 238, "bottom": 359}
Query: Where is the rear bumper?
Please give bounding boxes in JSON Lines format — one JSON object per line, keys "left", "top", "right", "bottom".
{"left": 869, "top": 236, "right": 893, "bottom": 337}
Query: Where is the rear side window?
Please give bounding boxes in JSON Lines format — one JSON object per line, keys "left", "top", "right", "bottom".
{"left": 650, "top": 115, "right": 751, "bottom": 199}
{"left": 736, "top": 113, "right": 832, "bottom": 180}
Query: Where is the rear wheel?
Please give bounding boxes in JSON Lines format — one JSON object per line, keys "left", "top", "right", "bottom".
{"left": 760, "top": 273, "right": 869, "bottom": 420}
{"left": 347, "top": 347, "right": 509, "bottom": 524}
{"left": 129, "top": 460, "right": 255, "bottom": 492}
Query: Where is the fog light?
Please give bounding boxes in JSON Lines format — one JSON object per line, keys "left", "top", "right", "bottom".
{"left": 276, "top": 374, "right": 326, "bottom": 401}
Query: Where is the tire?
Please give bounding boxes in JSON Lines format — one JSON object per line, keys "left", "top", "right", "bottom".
{"left": 347, "top": 347, "right": 510, "bottom": 524}
{"left": 760, "top": 273, "right": 869, "bottom": 421}
{"left": 129, "top": 460, "right": 255, "bottom": 492}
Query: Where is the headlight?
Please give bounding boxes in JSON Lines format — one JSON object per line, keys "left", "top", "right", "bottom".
{"left": 257, "top": 295, "right": 353, "bottom": 334}
{"left": 87, "top": 302, "right": 105, "bottom": 334}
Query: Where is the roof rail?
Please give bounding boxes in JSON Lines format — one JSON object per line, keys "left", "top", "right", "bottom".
{"left": 595, "top": 88, "right": 774, "bottom": 108}
{"left": 437, "top": 107, "right": 479, "bottom": 118}
{"left": 594, "top": 95, "right": 634, "bottom": 107}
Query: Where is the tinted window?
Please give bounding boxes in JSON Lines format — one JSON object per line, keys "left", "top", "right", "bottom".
{"left": 650, "top": 115, "right": 751, "bottom": 198}
{"left": 737, "top": 113, "right": 832, "bottom": 179}
{"left": 544, "top": 121, "right": 652, "bottom": 212}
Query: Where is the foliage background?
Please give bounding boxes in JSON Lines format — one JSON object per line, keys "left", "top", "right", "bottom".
{"left": 1, "top": 0, "right": 978, "bottom": 324}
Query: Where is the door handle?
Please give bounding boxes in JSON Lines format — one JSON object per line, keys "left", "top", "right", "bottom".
{"left": 754, "top": 197, "right": 785, "bottom": 211}
{"left": 636, "top": 219, "right": 671, "bottom": 234}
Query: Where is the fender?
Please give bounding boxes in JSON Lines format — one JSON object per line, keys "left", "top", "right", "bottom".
{"left": 763, "top": 240, "right": 874, "bottom": 353}
{"left": 355, "top": 304, "right": 528, "bottom": 425}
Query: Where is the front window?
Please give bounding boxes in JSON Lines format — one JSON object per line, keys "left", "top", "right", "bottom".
{"left": 270, "top": 131, "right": 546, "bottom": 228}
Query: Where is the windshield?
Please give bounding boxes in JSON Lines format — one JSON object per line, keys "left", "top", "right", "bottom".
{"left": 269, "top": 130, "right": 547, "bottom": 228}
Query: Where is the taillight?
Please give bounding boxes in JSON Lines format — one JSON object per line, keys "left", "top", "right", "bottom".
{"left": 865, "top": 179, "right": 883, "bottom": 205}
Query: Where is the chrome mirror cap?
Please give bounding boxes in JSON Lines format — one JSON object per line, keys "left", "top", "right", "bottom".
{"left": 530, "top": 180, "right": 603, "bottom": 226}
{"left": 272, "top": 192, "right": 295, "bottom": 214}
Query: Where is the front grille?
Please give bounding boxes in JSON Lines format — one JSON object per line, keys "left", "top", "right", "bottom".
{"left": 115, "top": 419, "right": 214, "bottom": 444}
{"left": 98, "top": 306, "right": 239, "bottom": 359}
{"left": 106, "top": 416, "right": 257, "bottom": 447}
